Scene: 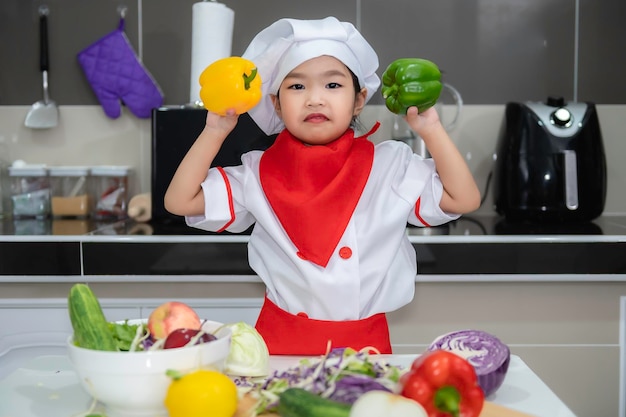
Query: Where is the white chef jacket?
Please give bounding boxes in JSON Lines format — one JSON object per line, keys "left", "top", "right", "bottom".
{"left": 187, "top": 139, "right": 459, "bottom": 321}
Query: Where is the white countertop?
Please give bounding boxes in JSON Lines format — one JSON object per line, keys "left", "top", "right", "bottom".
{"left": 0, "top": 354, "right": 576, "bottom": 417}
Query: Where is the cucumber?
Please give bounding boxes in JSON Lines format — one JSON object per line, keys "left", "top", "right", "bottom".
{"left": 278, "top": 388, "right": 351, "bottom": 417}
{"left": 68, "top": 283, "right": 118, "bottom": 351}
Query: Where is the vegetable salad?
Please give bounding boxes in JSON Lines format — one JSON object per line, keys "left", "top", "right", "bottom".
{"left": 235, "top": 347, "right": 405, "bottom": 415}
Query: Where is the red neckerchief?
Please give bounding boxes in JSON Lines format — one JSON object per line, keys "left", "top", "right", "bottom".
{"left": 259, "top": 123, "right": 379, "bottom": 267}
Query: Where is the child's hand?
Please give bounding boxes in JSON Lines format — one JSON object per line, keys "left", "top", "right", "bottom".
{"left": 404, "top": 106, "right": 440, "bottom": 136}
{"left": 205, "top": 109, "right": 239, "bottom": 134}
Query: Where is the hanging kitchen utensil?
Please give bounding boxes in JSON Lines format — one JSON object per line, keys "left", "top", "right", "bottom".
{"left": 25, "top": 5, "right": 59, "bottom": 129}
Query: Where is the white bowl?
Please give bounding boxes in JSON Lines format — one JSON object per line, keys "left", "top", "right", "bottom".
{"left": 67, "top": 319, "right": 231, "bottom": 417}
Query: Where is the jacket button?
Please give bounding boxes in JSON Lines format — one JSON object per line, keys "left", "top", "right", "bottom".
{"left": 339, "top": 246, "right": 352, "bottom": 259}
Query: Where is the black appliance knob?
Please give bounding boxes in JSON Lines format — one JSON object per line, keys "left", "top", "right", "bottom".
{"left": 550, "top": 107, "right": 573, "bottom": 127}
{"left": 546, "top": 96, "right": 566, "bottom": 107}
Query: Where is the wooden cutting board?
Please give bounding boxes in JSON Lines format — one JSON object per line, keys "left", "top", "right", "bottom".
{"left": 481, "top": 401, "right": 538, "bottom": 417}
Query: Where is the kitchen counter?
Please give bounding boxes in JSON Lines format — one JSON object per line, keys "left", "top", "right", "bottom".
{"left": 1, "top": 214, "right": 626, "bottom": 280}
{"left": 0, "top": 354, "right": 575, "bottom": 417}
{"left": 0, "top": 215, "right": 623, "bottom": 416}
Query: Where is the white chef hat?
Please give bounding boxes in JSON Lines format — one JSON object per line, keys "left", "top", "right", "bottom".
{"left": 242, "top": 16, "right": 380, "bottom": 135}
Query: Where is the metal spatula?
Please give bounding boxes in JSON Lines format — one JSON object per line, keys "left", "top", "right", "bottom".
{"left": 25, "top": 5, "right": 58, "bottom": 129}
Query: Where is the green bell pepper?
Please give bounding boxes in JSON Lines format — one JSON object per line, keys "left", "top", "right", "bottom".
{"left": 381, "top": 58, "right": 443, "bottom": 115}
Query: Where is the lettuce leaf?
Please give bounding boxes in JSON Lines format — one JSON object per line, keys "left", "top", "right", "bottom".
{"left": 107, "top": 320, "right": 147, "bottom": 351}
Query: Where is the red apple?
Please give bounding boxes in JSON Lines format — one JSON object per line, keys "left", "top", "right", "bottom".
{"left": 163, "top": 328, "right": 217, "bottom": 349}
{"left": 147, "top": 301, "right": 201, "bottom": 339}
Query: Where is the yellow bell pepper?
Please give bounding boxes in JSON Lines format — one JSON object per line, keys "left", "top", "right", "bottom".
{"left": 198, "top": 56, "right": 262, "bottom": 116}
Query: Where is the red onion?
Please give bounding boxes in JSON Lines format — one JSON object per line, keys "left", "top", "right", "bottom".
{"left": 428, "top": 329, "right": 510, "bottom": 397}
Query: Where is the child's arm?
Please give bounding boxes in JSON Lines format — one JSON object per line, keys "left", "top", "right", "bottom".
{"left": 405, "top": 106, "right": 481, "bottom": 214}
{"left": 164, "top": 111, "right": 239, "bottom": 217}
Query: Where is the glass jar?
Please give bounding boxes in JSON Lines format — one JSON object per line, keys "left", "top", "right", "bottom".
{"left": 9, "top": 164, "right": 51, "bottom": 219}
{"left": 91, "top": 166, "right": 131, "bottom": 220}
{"left": 49, "top": 166, "right": 91, "bottom": 218}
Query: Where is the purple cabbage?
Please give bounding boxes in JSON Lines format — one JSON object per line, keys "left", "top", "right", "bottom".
{"left": 141, "top": 335, "right": 155, "bottom": 350}
{"left": 327, "top": 375, "right": 391, "bottom": 404}
{"left": 428, "top": 329, "right": 510, "bottom": 397}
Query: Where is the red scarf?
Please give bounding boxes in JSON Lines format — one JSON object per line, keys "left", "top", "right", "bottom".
{"left": 259, "top": 125, "right": 378, "bottom": 267}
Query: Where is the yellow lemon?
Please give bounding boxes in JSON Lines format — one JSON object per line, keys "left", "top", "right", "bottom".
{"left": 164, "top": 369, "right": 238, "bottom": 417}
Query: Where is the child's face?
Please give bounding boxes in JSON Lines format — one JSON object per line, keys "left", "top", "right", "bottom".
{"left": 271, "top": 55, "right": 367, "bottom": 145}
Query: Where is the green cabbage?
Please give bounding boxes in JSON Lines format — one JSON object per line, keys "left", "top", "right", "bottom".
{"left": 223, "top": 321, "right": 269, "bottom": 377}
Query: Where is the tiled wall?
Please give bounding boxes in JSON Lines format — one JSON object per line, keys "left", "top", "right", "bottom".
{"left": 1, "top": 0, "right": 625, "bottom": 215}
{"left": 1, "top": 0, "right": 625, "bottom": 106}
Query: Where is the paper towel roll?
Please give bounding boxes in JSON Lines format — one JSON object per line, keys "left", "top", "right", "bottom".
{"left": 189, "top": 1, "right": 235, "bottom": 105}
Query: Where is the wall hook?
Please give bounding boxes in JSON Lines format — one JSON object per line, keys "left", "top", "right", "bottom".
{"left": 117, "top": 5, "right": 127, "bottom": 18}
{"left": 38, "top": 5, "right": 50, "bottom": 16}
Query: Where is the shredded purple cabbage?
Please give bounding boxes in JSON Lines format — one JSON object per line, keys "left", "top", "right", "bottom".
{"left": 327, "top": 375, "right": 391, "bottom": 404}
{"left": 428, "top": 329, "right": 510, "bottom": 397}
{"left": 238, "top": 347, "right": 403, "bottom": 413}
{"left": 141, "top": 336, "right": 155, "bottom": 350}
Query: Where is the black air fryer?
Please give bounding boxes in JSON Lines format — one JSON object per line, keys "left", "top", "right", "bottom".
{"left": 494, "top": 97, "right": 607, "bottom": 223}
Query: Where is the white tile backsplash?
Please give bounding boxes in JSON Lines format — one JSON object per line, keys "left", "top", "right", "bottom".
{"left": 0, "top": 106, "right": 151, "bottom": 198}
{"left": 1, "top": 104, "right": 625, "bottom": 215}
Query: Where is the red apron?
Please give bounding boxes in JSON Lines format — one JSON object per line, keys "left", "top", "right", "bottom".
{"left": 255, "top": 296, "right": 392, "bottom": 355}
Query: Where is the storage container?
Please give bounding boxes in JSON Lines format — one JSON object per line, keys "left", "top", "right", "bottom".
{"left": 91, "top": 166, "right": 131, "bottom": 219}
{"left": 9, "top": 164, "right": 51, "bottom": 219}
{"left": 49, "top": 166, "right": 91, "bottom": 218}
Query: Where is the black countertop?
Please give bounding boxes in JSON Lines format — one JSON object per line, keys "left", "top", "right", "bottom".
{"left": 3, "top": 214, "right": 626, "bottom": 237}
{"left": 1, "top": 215, "right": 625, "bottom": 278}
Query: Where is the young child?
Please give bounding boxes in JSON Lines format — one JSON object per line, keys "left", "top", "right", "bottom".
{"left": 165, "top": 16, "right": 480, "bottom": 355}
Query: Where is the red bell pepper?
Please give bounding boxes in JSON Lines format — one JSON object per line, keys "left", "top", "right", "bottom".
{"left": 399, "top": 350, "right": 485, "bottom": 417}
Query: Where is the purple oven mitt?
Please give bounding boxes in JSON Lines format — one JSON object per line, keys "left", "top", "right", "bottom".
{"left": 77, "top": 19, "right": 164, "bottom": 119}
